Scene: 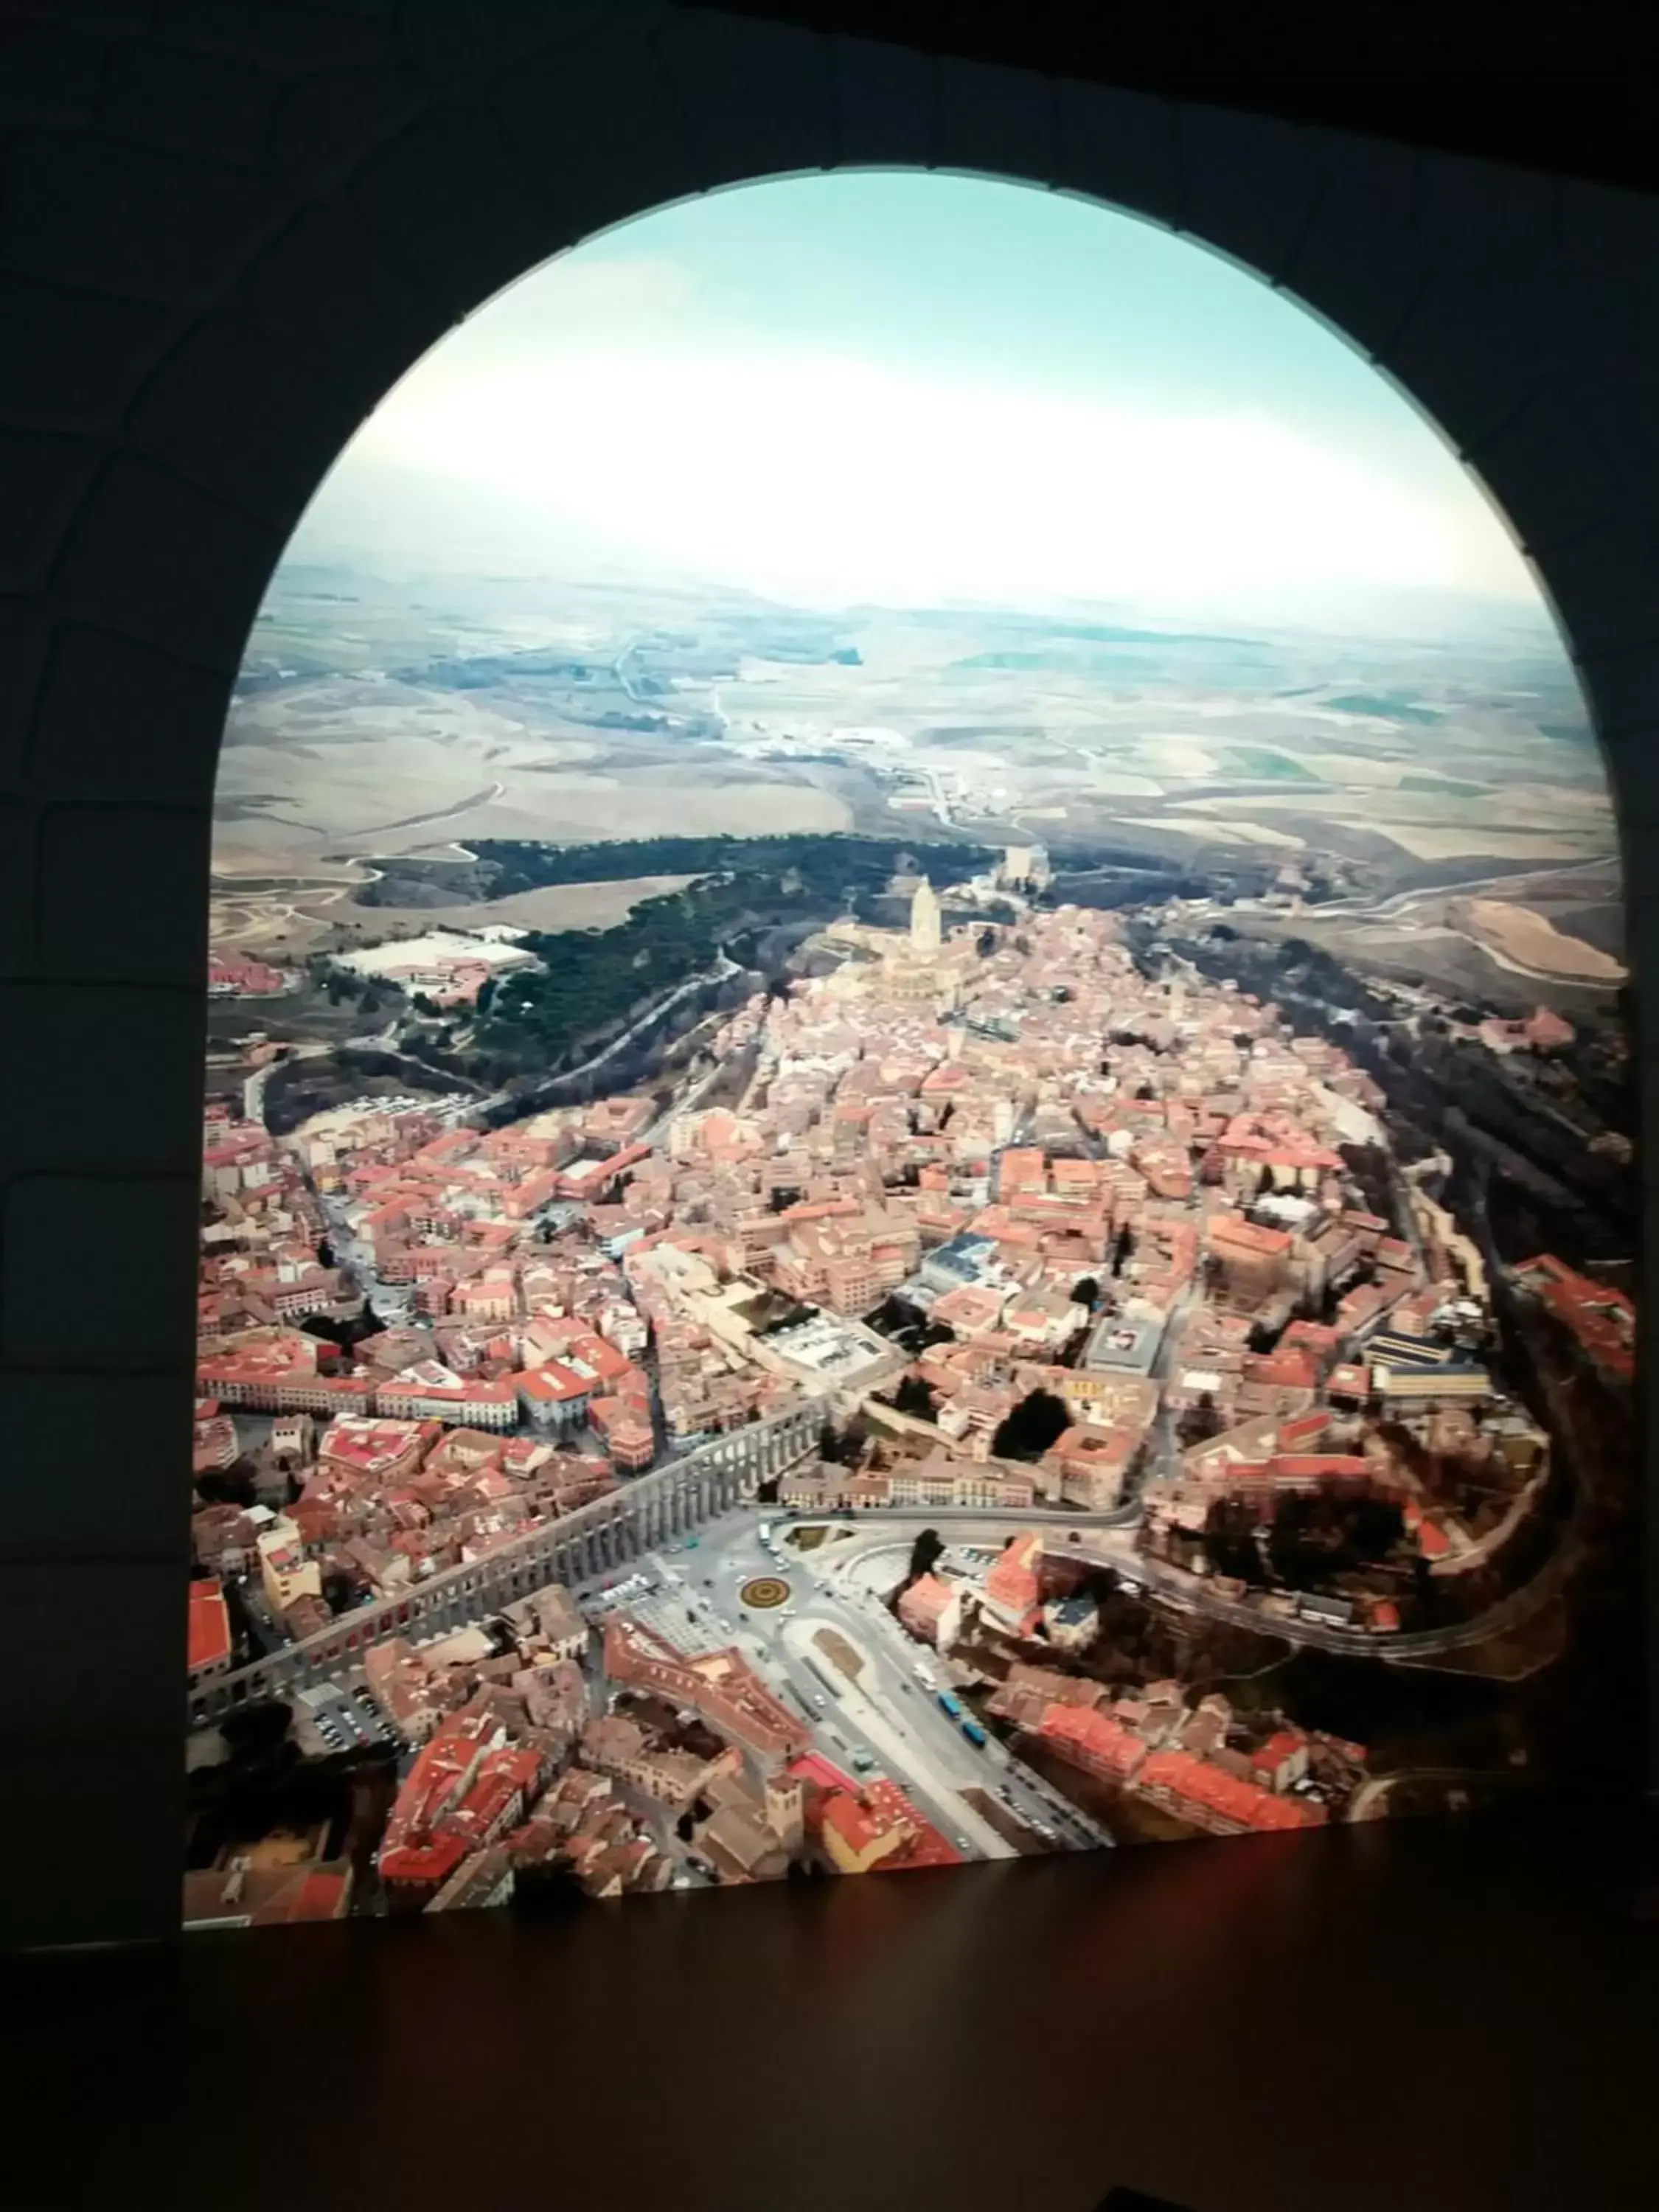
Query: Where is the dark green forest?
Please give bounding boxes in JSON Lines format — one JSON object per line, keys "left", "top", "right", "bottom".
{"left": 355, "top": 830, "right": 992, "bottom": 911}
{"left": 473, "top": 834, "right": 995, "bottom": 1072}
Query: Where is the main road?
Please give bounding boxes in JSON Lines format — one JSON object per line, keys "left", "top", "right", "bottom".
{"left": 1305, "top": 852, "right": 1613, "bottom": 924}
{"left": 636, "top": 1506, "right": 1113, "bottom": 1860}
{"left": 795, "top": 1509, "right": 1567, "bottom": 1670}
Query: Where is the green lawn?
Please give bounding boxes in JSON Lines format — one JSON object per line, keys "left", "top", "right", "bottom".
{"left": 1399, "top": 774, "right": 1486, "bottom": 799}
{"left": 1222, "top": 747, "right": 1317, "bottom": 781}
{"left": 1326, "top": 692, "right": 1444, "bottom": 725}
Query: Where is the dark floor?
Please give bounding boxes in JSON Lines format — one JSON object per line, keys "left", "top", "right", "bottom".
{"left": 13, "top": 1801, "right": 1659, "bottom": 2212}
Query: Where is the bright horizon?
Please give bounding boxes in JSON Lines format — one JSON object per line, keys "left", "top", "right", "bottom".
{"left": 288, "top": 170, "right": 1546, "bottom": 634}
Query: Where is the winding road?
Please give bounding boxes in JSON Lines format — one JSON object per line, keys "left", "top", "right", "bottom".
{"left": 806, "top": 1509, "right": 1573, "bottom": 1673}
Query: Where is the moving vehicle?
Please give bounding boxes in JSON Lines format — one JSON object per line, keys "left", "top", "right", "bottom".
{"left": 936, "top": 1689, "right": 964, "bottom": 1721}
{"left": 960, "top": 1719, "right": 987, "bottom": 1749}
{"left": 851, "top": 1749, "right": 877, "bottom": 1774}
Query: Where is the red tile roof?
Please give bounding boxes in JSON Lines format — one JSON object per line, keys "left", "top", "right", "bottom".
{"left": 1208, "top": 1214, "right": 1293, "bottom": 1259}
{"left": 1137, "top": 1748, "right": 1325, "bottom": 1832}
{"left": 186, "top": 1579, "right": 232, "bottom": 1672}
{"left": 1037, "top": 1700, "right": 1146, "bottom": 1781}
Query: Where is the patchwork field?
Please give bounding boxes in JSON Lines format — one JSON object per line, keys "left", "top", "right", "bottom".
{"left": 1453, "top": 899, "right": 1627, "bottom": 982}
{"left": 1370, "top": 824, "right": 1595, "bottom": 863}
{"left": 1121, "top": 815, "right": 1307, "bottom": 848}
{"left": 209, "top": 870, "right": 703, "bottom": 956}
{"left": 215, "top": 565, "right": 1621, "bottom": 997}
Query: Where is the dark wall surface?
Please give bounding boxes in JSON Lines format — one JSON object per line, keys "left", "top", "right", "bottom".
{"left": 11, "top": 1804, "right": 1659, "bottom": 2212}
{"left": 1, "top": 0, "right": 1656, "bottom": 1949}
{"left": 717, "top": 0, "right": 1659, "bottom": 193}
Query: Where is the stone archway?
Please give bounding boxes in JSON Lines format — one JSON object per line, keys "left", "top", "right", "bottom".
{"left": 4, "top": 1, "right": 1656, "bottom": 1950}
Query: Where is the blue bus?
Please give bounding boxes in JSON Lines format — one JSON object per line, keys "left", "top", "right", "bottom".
{"left": 936, "top": 1690, "right": 964, "bottom": 1721}
{"left": 960, "top": 1719, "right": 987, "bottom": 1750}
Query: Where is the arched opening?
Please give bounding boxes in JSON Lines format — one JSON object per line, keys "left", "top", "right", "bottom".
{"left": 184, "top": 167, "right": 1638, "bottom": 1922}
{"left": 14, "top": 11, "right": 1658, "bottom": 1954}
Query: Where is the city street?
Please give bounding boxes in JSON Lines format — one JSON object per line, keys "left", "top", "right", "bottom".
{"left": 580, "top": 1505, "right": 1116, "bottom": 1862}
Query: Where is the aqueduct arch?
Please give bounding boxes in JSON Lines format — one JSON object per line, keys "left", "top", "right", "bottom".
{"left": 4, "top": 1, "right": 1656, "bottom": 1947}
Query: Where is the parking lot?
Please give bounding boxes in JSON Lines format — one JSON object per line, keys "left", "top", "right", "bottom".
{"left": 580, "top": 1560, "right": 742, "bottom": 1658}
{"left": 295, "top": 1672, "right": 404, "bottom": 1759}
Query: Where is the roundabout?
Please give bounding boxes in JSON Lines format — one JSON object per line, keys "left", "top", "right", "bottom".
{"left": 740, "top": 1574, "right": 792, "bottom": 1610}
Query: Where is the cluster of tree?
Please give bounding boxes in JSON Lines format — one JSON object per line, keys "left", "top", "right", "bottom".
{"left": 1177, "top": 1392, "right": 1224, "bottom": 1448}
{"left": 477, "top": 883, "right": 739, "bottom": 1071}
{"left": 195, "top": 1461, "right": 260, "bottom": 1509}
{"left": 818, "top": 1420, "right": 866, "bottom": 1468}
{"left": 991, "top": 1386, "right": 1071, "bottom": 1462}
{"left": 1338, "top": 1141, "right": 1400, "bottom": 1228}
{"left": 870, "top": 1291, "right": 952, "bottom": 1349}
{"left": 211, "top": 1699, "right": 295, "bottom": 1764}
{"left": 300, "top": 1309, "right": 380, "bottom": 1354}
{"left": 398, "top": 1032, "right": 462, "bottom": 1070}
{"left": 907, "top": 1527, "right": 945, "bottom": 1583}
{"left": 358, "top": 831, "right": 995, "bottom": 914}
{"left": 262, "top": 1054, "right": 473, "bottom": 1137}
{"left": 392, "top": 645, "right": 613, "bottom": 690}
{"left": 888, "top": 1374, "right": 938, "bottom": 1421}
{"left": 474, "top": 839, "right": 995, "bottom": 1076}
{"left": 1200, "top": 1488, "right": 1408, "bottom": 1593}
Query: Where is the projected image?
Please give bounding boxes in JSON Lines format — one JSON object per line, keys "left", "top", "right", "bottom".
{"left": 184, "top": 174, "right": 1635, "bottom": 1924}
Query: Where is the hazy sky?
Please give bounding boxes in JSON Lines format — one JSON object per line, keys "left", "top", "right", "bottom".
{"left": 291, "top": 170, "right": 1543, "bottom": 630}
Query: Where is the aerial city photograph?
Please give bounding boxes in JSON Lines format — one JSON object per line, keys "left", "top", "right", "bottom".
{"left": 182, "top": 170, "right": 1637, "bottom": 1928}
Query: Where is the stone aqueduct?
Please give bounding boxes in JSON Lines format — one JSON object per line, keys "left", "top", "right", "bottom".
{"left": 187, "top": 1402, "right": 823, "bottom": 1728}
